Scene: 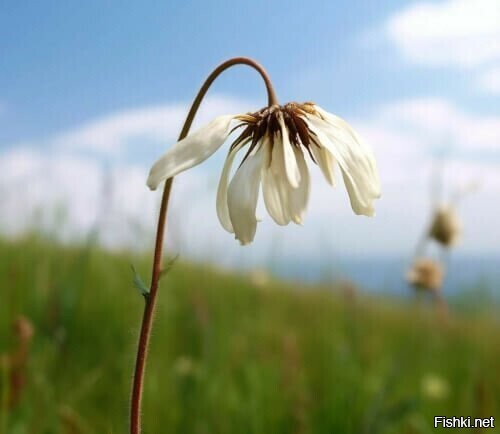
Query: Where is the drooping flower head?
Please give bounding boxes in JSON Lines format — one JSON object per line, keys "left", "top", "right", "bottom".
{"left": 147, "top": 102, "right": 380, "bottom": 245}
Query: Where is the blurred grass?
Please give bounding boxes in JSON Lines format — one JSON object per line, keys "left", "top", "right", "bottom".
{"left": 0, "top": 235, "right": 499, "bottom": 434}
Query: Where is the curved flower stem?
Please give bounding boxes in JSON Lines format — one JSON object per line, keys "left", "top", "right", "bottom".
{"left": 129, "top": 57, "right": 277, "bottom": 434}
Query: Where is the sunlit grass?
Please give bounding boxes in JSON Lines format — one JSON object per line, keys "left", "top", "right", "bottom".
{"left": 1, "top": 235, "right": 498, "bottom": 433}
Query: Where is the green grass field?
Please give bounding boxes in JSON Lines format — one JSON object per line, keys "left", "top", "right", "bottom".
{"left": 1, "top": 235, "right": 499, "bottom": 433}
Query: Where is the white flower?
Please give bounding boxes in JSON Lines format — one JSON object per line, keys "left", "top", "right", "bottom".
{"left": 147, "top": 102, "right": 381, "bottom": 245}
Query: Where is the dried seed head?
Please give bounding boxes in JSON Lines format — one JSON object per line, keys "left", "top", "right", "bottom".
{"left": 406, "top": 258, "right": 444, "bottom": 292}
{"left": 428, "top": 205, "right": 461, "bottom": 247}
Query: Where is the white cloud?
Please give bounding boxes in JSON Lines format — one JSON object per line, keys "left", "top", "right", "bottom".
{"left": 50, "top": 95, "right": 256, "bottom": 156}
{"left": 374, "top": 98, "right": 500, "bottom": 151}
{"left": 0, "top": 94, "right": 257, "bottom": 249}
{"left": 0, "top": 146, "right": 214, "bottom": 251}
{"left": 478, "top": 66, "right": 500, "bottom": 94}
{"left": 385, "top": 0, "right": 500, "bottom": 68}
{"left": 1, "top": 96, "right": 499, "bottom": 267}
{"left": 0, "top": 149, "right": 104, "bottom": 236}
{"left": 350, "top": 98, "right": 500, "bottom": 254}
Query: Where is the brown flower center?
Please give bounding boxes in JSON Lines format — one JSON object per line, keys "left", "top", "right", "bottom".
{"left": 230, "top": 102, "right": 320, "bottom": 164}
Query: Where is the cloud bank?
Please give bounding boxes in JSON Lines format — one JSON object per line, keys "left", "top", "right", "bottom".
{"left": 384, "top": 0, "right": 500, "bottom": 95}
{"left": 1, "top": 94, "right": 499, "bottom": 264}
{"left": 386, "top": 0, "right": 500, "bottom": 68}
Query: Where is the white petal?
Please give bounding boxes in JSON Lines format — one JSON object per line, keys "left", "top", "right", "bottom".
{"left": 262, "top": 137, "right": 292, "bottom": 225}
{"left": 278, "top": 113, "right": 301, "bottom": 188}
{"left": 147, "top": 114, "right": 235, "bottom": 190}
{"left": 309, "top": 143, "right": 336, "bottom": 186}
{"left": 216, "top": 141, "right": 247, "bottom": 233}
{"left": 305, "top": 112, "right": 380, "bottom": 217}
{"left": 227, "top": 145, "right": 265, "bottom": 245}
{"left": 288, "top": 146, "right": 310, "bottom": 224}
{"left": 342, "top": 171, "right": 375, "bottom": 216}
{"left": 313, "top": 105, "right": 380, "bottom": 196}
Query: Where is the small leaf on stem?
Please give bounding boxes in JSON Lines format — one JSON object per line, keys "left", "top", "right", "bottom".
{"left": 159, "top": 255, "right": 179, "bottom": 280}
{"left": 131, "top": 265, "right": 150, "bottom": 298}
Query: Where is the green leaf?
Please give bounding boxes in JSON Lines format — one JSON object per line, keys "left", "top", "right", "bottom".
{"left": 131, "top": 265, "right": 149, "bottom": 298}
{"left": 159, "top": 254, "right": 179, "bottom": 280}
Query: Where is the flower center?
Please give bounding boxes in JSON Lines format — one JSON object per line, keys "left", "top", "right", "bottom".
{"left": 231, "top": 102, "right": 319, "bottom": 163}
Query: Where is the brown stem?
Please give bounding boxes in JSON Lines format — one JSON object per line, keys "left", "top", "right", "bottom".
{"left": 129, "top": 57, "right": 277, "bottom": 434}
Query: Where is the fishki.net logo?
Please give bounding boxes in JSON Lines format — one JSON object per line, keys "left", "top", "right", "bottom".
{"left": 434, "top": 416, "right": 495, "bottom": 429}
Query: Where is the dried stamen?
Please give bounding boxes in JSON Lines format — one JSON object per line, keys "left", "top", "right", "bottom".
{"left": 230, "top": 102, "right": 320, "bottom": 166}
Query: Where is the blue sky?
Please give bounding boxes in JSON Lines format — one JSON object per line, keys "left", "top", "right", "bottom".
{"left": 2, "top": 0, "right": 496, "bottom": 143}
{"left": 0, "top": 0, "right": 499, "bottom": 262}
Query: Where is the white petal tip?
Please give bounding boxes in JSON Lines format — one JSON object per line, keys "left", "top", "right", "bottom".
{"left": 355, "top": 209, "right": 375, "bottom": 217}
{"left": 146, "top": 179, "right": 158, "bottom": 191}
{"left": 273, "top": 220, "right": 290, "bottom": 226}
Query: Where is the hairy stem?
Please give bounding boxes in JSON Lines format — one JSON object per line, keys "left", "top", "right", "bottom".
{"left": 129, "top": 57, "right": 277, "bottom": 434}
